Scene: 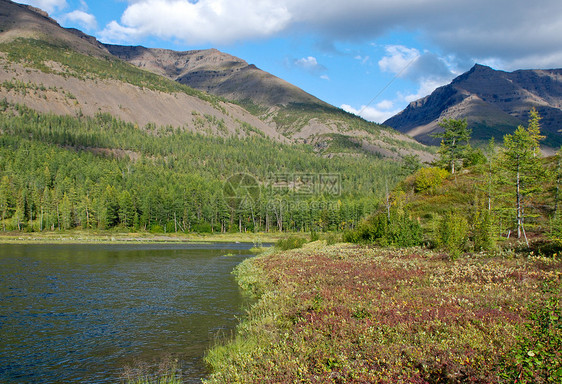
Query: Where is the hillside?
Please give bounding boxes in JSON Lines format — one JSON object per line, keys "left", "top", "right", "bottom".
{"left": 385, "top": 64, "right": 562, "bottom": 148}
{"left": 0, "top": 0, "right": 431, "bottom": 161}
{"left": 104, "top": 44, "right": 430, "bottom": 161}
{"left": 0, "top": 0, "right": 433, "bottom": 234}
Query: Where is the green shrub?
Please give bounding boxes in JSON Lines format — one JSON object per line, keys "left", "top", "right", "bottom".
{"left": 501, "top": 282, "right": 562, "bottom": 382}
{"left": 309, "top": 231, "right": 319, "bottom": 242}
{"left": 275, "top": 236, "right": 308, "bottom": 251}
{"left": 342, "top": 229, "right": 360, "bottom": 243}
{"left": 387, "top": 211, "right": 423, "bottom": 247}
{"left": 192, "top": 223, "right": 213, "bottom": 233}
{"left": 413, "top": 167, "right": 449, "bottom": 193}
{"left": 437, "top": 211, "right": 469, "bottom": 259}
{"left": 149, "top": 224, "right": 164, "bottom": 233}
{"left": 324, "top": 232, "right": 341, "bottom": 245}
{"left": 473, "top": 209, "right": 495, "bottom": 251}
{"left": 344, "top": 209, "right": 422, "bottom": 247}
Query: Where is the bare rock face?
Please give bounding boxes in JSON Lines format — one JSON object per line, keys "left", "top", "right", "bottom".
{"left": 384, "top": 64, "right": 562, "bottom": 147}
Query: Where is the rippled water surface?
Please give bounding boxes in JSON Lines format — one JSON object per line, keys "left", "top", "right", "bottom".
{"left": 0, "top": 243, "right": 255, "bottom": 383}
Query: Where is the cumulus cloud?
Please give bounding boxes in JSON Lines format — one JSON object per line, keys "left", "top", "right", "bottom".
{"left": 341, "top": 102, "right": 401, "bottom": 124}
{"left": 100, "top": 0, "right": 561, "bottom": 69}
{"left": 378, "top": 45, "right": 420, "bottom": 75}
{"left": 20, "top": 0, "right": 67, "bottom": 14}
{"left": 294, "top": 56, "right": 327, "bottom": 76}
{"left": 100, "top": 0, "right": 291, "bottom": 44}
{"left": 378, "top": 45, "right": 458, "bottom": 101}
{"left": 60, "top": 10, "right": 97, "bottom": 31}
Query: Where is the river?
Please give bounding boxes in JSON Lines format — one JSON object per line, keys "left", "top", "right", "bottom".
{"left": 0, "top": 242, "right": 255, "bottom": 383}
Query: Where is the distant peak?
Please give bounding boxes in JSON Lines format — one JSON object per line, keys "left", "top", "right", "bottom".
{"left": 470, "top": 63, "right": 494, "bottom": 72}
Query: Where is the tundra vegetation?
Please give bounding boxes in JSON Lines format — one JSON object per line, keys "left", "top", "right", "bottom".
{"left": 204, "top": 243, "right": 561, "bottom": 383}
{"left": 203, "top": 111, "right": 561, "bottom": 383}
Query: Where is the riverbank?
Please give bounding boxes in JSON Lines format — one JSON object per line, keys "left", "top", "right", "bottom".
{"left": 204, "top": 242, "right": 561, "bottom": 383}
{"left": 0, "top": 230, "right": 283, "bottom": 245}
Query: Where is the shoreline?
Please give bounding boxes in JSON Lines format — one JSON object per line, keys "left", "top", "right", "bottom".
{"left": 0, "top": 230, "right": 284, "bottom": 245}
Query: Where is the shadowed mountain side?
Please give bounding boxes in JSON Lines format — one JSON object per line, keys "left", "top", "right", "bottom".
{"left": 385, "top": 64, "right": 562, "bottom": 147}
{"left": 104, "top": 44, "right": 329, "bottom": 108}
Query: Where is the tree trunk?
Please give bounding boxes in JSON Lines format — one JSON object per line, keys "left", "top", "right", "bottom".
{"left": 516, "top": 161, "right": 522, "bottom": 239}
{"left": 554, "top": 156, "right": 562, "bottom": 218}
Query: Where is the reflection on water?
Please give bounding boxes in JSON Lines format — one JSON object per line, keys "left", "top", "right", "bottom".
{"left": 0, "top": 243, "right": 255, "bottom": 383}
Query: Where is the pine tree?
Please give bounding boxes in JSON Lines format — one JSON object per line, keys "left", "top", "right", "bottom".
{"left": 0, "top": 176, "right": 11, "bottom": 231}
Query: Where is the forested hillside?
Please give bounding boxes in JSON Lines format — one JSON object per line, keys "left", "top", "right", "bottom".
{"left": 0, "top": 0, "right": 435, "bottom": 235}
{"left": 0, "top": 102, "right": 407, "bottom": 233}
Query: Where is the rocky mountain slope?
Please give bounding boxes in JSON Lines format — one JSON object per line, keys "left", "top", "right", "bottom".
{"left": 105, "top": 44, "right": 326, "bottom": 108}
{"left": 105, "top": 44, "right": 430, "bottom": 159}
{"left": 384, "top": 64, "right": 562, "bottom": 148}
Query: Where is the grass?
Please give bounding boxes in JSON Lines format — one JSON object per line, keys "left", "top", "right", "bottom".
{"left": 121, "top": 358, "right": 182, "bottom": 384}
{"left": 0, "top": 229, "right": 283, "bottom": 244}
{"left": 204, "top": 243, "right": 561, "bottom": 383}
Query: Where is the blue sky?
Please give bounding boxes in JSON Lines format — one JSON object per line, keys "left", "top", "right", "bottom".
{"left": 18, "top": 0, "right": 562, "bottom": 123}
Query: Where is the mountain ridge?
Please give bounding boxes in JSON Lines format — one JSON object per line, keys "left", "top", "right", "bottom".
{"left": 384, "top": 64, "right": 562, "bottom": 148}
{"left": 104, "top": 44, "right": 327, "bottom": 109}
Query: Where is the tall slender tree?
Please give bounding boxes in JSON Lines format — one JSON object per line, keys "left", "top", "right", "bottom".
{"left": 498, "top": 109, "right": 545, "bottom": 242}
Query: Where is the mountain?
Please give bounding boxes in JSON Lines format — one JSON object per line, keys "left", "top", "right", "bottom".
{"left": 0, "top": 0, "right": 430, "bottom": 235}
{"left": 384, "top": 64, "right": 562, "bottom": 148}
{"left": 104, "top": 44, "right": 327, "bottom": 108}
{"left": 0, "top": 0, "right": 431, "bottom": 161}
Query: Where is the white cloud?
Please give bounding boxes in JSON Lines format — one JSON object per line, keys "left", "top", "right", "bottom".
{"left": 377, "top": 44, "right": 458, "bottom": 104}
{"left": 295, "top": 56, "right": 319, "bottom": 70}
{"left": 96, "top": 0, "right": 561, "bottom": 70}
{"left": 354, "top": 55, "right": 370, "bottom": 65}
{"left": 378, "top": 45, "right": 419, "bottom": 75}
{"left": 341, "top": 103, "right": 401, "bottom": 124}
{"left": 100, "top": 0, "right": 291, "bottom": 44}
{"left": 19, "top": 0, "right": 67, "bottom": 14}
{"left": 61, "top": 10, "right": 97, "bottom": 31}
{"left": 400, "top": 78, "right": 449, "bottom": 103}
{"left": 292, "top": 56, "right": 328, "bottom": 78}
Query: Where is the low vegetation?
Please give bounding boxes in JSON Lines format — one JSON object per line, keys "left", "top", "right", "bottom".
{"left": 204, "top": 243, "right": 561, "bottom": 383}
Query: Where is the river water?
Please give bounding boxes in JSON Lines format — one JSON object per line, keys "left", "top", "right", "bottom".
{"left": 0, "top": 243, "right": 255, "bottom": 383}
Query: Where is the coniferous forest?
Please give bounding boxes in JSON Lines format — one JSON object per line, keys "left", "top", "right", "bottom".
{"left": 0, "top": 102, "right": 406, "bottom": 233}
